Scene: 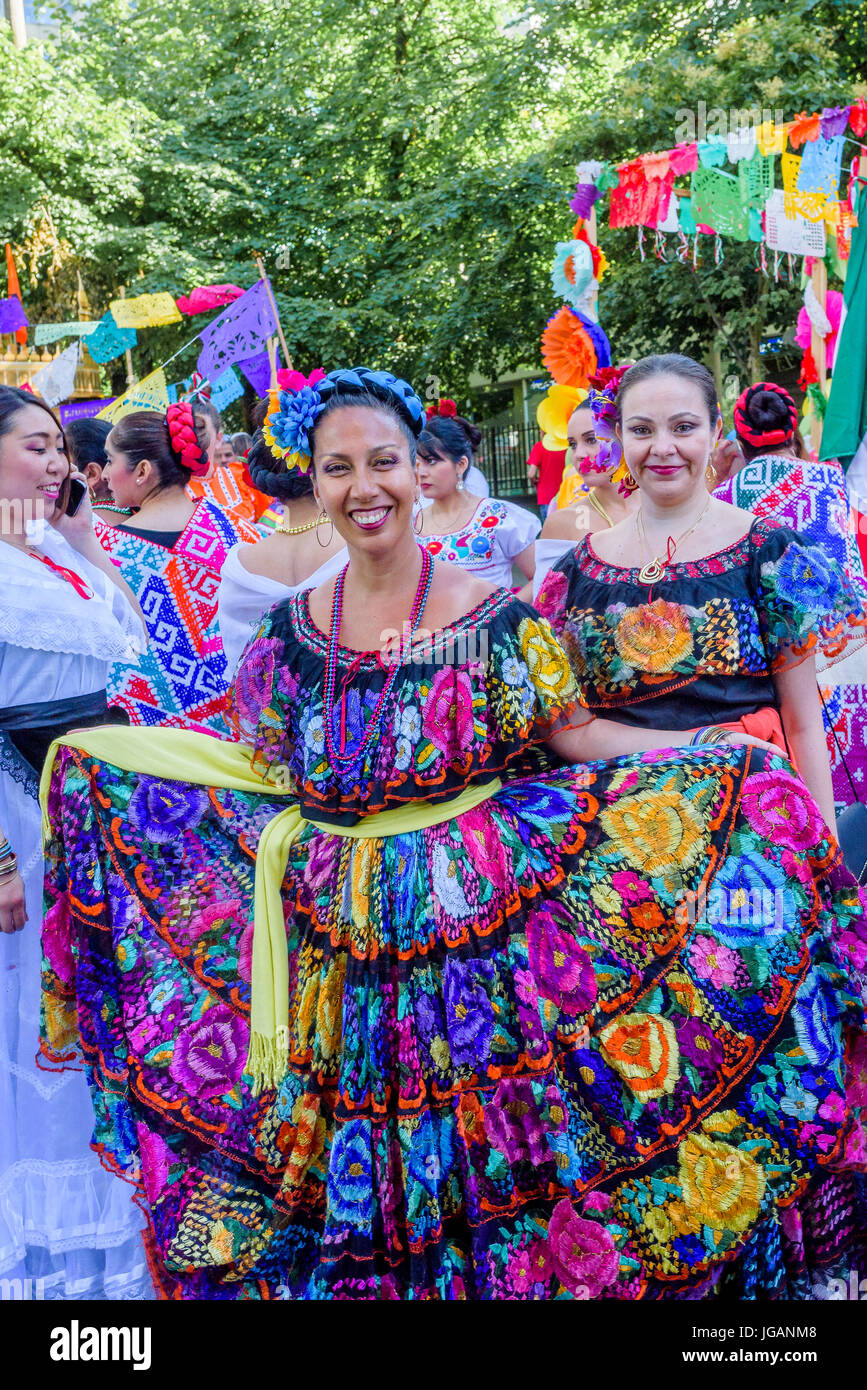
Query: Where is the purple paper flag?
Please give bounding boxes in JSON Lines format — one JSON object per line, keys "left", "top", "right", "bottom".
{"left": 569, "top": 183, "right": 601, "bottom": 219}
{"left": 238, "top": 348, "right": 282, "bottom": 398}
{"left": 821, "top": 105, "right": 850, "bottom": 139}
{"left": 0, "top": 295, "right": 28, "bottom": 334}
{"left": 196, "top": 279, "right": 277, "bottom": 381}
{"left": 59, "top": 398, "right": 116, "bottom": 425}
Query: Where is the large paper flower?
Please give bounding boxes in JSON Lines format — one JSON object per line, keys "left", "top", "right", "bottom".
{"left": 536, "top": 382, "right": 588, "bottom": 450}
{"left": 551, "top": 240, "right": 595, "bottom": 308}
{"left": 262, "top": 384, "right": 324, "bottom": 468}
{"left": 541, "top": 307, "right": 598, "bottom": 389}
{"left": 796, "top": 290, "right": 843, "bottom": 371}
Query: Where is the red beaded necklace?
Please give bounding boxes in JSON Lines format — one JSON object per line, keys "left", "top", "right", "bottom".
{"left": 323, "top": 545, "right": 434, "bottom": 768}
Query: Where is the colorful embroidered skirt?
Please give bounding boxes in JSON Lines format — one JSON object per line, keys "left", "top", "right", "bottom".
{"left": 41, "top": 745, "right": 867, "bottom": 1299}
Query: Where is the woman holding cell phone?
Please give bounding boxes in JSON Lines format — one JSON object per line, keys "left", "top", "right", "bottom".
{"left": 0, "top": 386, "right": 149, "bottom": 1300}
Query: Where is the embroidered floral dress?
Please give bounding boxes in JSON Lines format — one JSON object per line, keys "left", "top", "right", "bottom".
{"left": 715, "top": 456, "right": 867, "bottom": 809}
{"left": 40, "top": 582, "right": 867, "bottom": 1300}
{"left": 420, "top": 497, "right": 539, "bottom": 587}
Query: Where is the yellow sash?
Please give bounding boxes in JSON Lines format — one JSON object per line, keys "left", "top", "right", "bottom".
{"left": 39, "top": 726, "right": 502, "bottom": 1092}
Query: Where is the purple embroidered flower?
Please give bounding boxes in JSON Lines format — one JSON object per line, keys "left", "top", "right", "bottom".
{"left": 231, "top": 635, "right": 281, "bottom": 729}
{"left": 128, "top": 777, "right": 208, "bottom": 844}
{"left": 485, "top": 1077, "right": 551, "bottom": 1165}
{"left": 169, "top": 1004, "right": 248, "bottom": 1100}
{"left": 443, "top": 956, "right": 496, "bottom": 1068}
{"left": 526, "top": 904, "right": 596, "bottom": 1017}
{"left": 676, "top": 1016, "right": 725, "bottom": 1072}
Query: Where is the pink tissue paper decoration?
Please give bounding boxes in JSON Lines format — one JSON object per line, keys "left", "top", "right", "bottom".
{"left": 795, "top": 289, "right": 844, "bottom": 370}
{"left": 669, "top": 143, "right": 699, "bottom": 176}
{"left": 176, "top": 284, "right": 245, "bottom": 316}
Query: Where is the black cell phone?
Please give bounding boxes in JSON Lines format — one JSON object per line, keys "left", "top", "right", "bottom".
{"left": 65, "top": 477, "right": 88, "bottom": 517}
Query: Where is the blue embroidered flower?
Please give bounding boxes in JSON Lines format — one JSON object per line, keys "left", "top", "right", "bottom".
{"left": 706, "top": 852, "right": 792, "bottom": 947}
{"left": 779, "top": 1076, "right": 819, "bottom": 1123}
{"left": 395, "top": 734, "right": 413, "bottom": 772}
{"left": 406, "top": 1112, "right": 454, "bottom": 1194}
{"left": 502, "top": 657, "right": 530, "bottom": 687}
{"left": 327, "top": 1118, "right": 373, "bottom": 1227}
{"left": 764, "top": 541, "right": 842, "bottom": 612}
{"left": 443, "top": 956, "right": 496, "bottom": 1067}
{"left": 128, "top": 778, "right": 208, "bottom": 844}
{"left": 268, "top": 385, "right": 323, "bottom": 461}
{"left": 793, "top": 965, "right": 841, "bottom": 1068}
{"left": 303, "top": 714, "right": 325, "bottom": 755}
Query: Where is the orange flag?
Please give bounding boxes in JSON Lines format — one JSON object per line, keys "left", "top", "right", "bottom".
{"left": 5, "top": 244, "right": 28, "bottom": 346}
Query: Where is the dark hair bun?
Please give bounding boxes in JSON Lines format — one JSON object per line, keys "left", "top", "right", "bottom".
{"left": 745, "top": 389, "right": 792, "bottom": 433}
{"left": 420, "top": 413, "right": 480, "bottom": 461}
{"left": 246, "top": 428, "right": 314, "bottom": 502}
{"left": 733, "top": 382, "right": 797, "bottom": 450}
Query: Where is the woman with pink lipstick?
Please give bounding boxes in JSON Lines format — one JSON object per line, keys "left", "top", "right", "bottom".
{"left": 0, "top": 386, "right": 149, "bottom": 1299}
{"left": 40, "top": 366, "right": 867, "bottom": 1300}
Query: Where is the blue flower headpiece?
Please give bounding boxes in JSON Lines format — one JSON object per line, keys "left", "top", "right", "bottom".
{"left": 263, "top": 366, "right": 425, "bottom": 472}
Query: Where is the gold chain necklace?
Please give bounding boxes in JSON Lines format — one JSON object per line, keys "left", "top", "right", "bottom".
{"left": 588, "top": 489, "right": 613, "bottom": 529}
{"left": 274, "top": 515, "right": 321, "bottom": 536}
{"left": 635, "top": 495, "right": 712, "bottom": 584}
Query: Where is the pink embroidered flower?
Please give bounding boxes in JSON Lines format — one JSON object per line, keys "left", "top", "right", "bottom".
{"left": 42, "top": 896, "right": 74, "bottom": 983}
{"left": 846, "top": 1034, "right": 867, "bottom": 1109}
{"left": 190, "top": 899, "right": 242, "bottom": 939}
{"left": 504, "top": 1244, "right": 535, "bottom": 1295}
{"left": 138, "top": 1125, "right": 172, "bottom": 1205}
{"left": 460, "top": 807, "right": 509, "bottom": 889}
{"left": 527, "top": 905, "right": 596, "bottom": 1016}
{"left": 818, "top": 1091, "right": 846, "bottom": 1125}
{"left": 838, "top": 930, "right": 867, "bottom": 972}
{"left": 169, "top": 1005, "right": 248, "bottom": 1100}
{"left": 422, "top": 667, "right": 475, "bottom": 756}
{"left": 238, "top": 921, "right": 255, "bottom": 982}
{"left": 611, "top": 870, "right": 654, "bottom": 904}
{"left": 514, "top": 967, "right": 538, "bottom": 1007}
{"left": 583, "top": 1190, "right": 612, "bottom": 1214}
{"left": 546, "top": 1198, "right": 620, "bottom": 1297}
{"left": 688, "top": 934, "right": 740, "bottom": 989}
{"left": 536, "top": 570, "right": 568, "bottom": 626}
{"left": 740, "top": 771, "right": 824, "bottom": 853}
{"left": 527, "top": 1238, "right": 554, "bottom": 1284}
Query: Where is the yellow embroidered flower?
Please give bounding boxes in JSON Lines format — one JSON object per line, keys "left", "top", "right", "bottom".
{"left": 678, "top": 1133, "right": 766, "bottom": 1234}
{"left": 281, "top": 1091, "right": 327, "bottom": 1190}
{"left": 600, "top": 784, "right": 706, "bottom": 878}
{"left": 590, "top": 882, "right": 623, "bottom": 915}
{"left": 613, "top": 600, "right": 694, "bottom": 674}
{"left": 643, "top": 1205, "right": 674, "bottom": 1243}
{"left": 598, "top": 1011, "right": 680, "bottom": 1101}
{"left": 316, "top": 956, "right": 346, "bottom": 1063}
{"left": 517, "top": 616, "right": 576, "bottom": 705}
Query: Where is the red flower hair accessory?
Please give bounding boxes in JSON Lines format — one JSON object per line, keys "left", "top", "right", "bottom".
{"left": 425, "top": 398, "right": 458, "bottom": 420}
{"left": 166, "top": 403, "right": 210, "bottom": 476}
{"left": 733, "top": 383, "right": 798, "bottom": 448}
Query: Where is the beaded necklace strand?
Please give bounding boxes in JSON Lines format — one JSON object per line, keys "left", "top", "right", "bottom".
{"left": 323, "top": 544, "right": 434, "bottom": 768}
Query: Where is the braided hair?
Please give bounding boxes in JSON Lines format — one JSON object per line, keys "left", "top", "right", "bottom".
{"left": 309, "top": 367, "right": 425, "bottom": 465}
{"left": 733, "top": 383, "right": 799, "bottom": 459}
{"left": 246, "top": 427, "right": 314, "bottom": 501}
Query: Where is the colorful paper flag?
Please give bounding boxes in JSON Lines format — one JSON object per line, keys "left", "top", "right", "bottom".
{"left": 109, "top": 292, "right": 181, "bottom": 329}
{"left": 5, "top": 245, "right": 27, "bottom": 346}
{"left": 28, "top": 342, "right": 81, "bottom": 407}
{"left": 59, "top": 398, "right": 116, "bottom": 425}
{"left": 86, "top": 312, "right": 138, "bottom": 364}
{"left": 176, "top": 284, "right": 245, "bottom": 315}
{"left": 35, "top": 321, "right": 99, "bottom": 346}
{"left": 238, "top": 347, "right": 282, "bottom": 398}
{"left": 196, "top": 279, "right": 277, "bottom": 381}
{"left": 97, "top": 367, "right": 169, "bottom": 423}
{"left": 210, "top": 366, "right": 245, "bottom": 412}
{"left": 0, "top": 294, "right": 28, "bottom": 334}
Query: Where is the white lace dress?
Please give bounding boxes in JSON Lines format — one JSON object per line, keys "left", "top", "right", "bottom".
{"left": 0, "top": 526, "right": 152, "bottom": 1299}
{"left": 217, "top": 542, "right": 349, "bottom": 676}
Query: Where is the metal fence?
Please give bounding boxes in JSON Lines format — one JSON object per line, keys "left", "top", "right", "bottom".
{"left": 476, "top": 420, "right": 538, "bottom": 500}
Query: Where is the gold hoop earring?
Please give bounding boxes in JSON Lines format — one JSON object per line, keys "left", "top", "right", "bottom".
{"left": 413, "top": 505, "right": 424, "bottom": 535}
{"left": 315, "top": 510, "right": 334, "bottom": 548}
{"left": 705, "top": 460, "right": 717, "bottom": 484}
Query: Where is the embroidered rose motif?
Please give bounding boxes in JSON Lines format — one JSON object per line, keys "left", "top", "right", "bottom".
{"left": 545, "top": 1199, "right": 620, "bottom": 1297}
{"left": 613, "top": 599, "right": 694, "bottom": 673}
{"left": 128, "top": 777, "right": 208, "bottom": 844}
{"left": 677, "top": 1132, "right": 765, "bottom": 1234}
{"left": 600, "top": 786, "right": 706, "bottom": 877}
{"left": 526, "top": 905, "right": 596, "bottom": 1017}
{"left": 169, "top": 1004, "right": 248, "bottom": 1100}
{"left": 599, "top": 1011, "right": 680, "bottom": 1101}
{"left": 740, "top": 770, "right": 825, "bottom": 853}
{"left": 421, "top": 667, "right": 475, "bottom": 756}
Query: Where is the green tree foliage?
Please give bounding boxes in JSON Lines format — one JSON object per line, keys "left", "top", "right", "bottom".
{"left": 0, "top": 0, "right": 862, "bottom": 412}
